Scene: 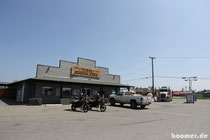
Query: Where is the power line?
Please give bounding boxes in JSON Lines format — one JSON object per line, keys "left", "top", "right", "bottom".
{"left": 122, "top": 76, "right": 151, "bottom": 82}
{"left": 123, "top": 76, "right": 210, "bottom": 81}
{"left": 156, "top": 57, "right": 210, "bottom": 59}
{"left": 120, "top": 65, "right": 151, "bottom": 76}
{"left": 155, "top": 76, "right": 210, "bottom": 80}
{"left": 155, "top": 76, "right": 183, "bottom": 79}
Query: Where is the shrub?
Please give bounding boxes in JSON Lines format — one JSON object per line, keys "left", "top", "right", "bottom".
{"left": 29, "top": 98, "right": 42, "bottom": 105}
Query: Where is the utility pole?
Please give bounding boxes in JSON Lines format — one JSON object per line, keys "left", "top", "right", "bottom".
{"left": 182, "top": 77, "right": 197, "bottom": 93}
{"left": 149, "top": 56, "right": 156, "bottom": 99}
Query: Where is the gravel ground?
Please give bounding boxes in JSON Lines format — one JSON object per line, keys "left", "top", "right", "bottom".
{"left": 0, "top": 98, "right": 209, "bottom": 140}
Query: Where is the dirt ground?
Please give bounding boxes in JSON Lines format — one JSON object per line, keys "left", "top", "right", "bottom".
{"left": 0, "top": 98, "right": 209, "bottom": 140}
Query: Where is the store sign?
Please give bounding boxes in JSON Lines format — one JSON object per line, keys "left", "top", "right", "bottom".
{"left": 71, "top": 66, "right": 100, "bottom": 78}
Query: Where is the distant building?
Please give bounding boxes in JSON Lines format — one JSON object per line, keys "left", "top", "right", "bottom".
{"left": 173, "top": 91, "right": 188, "bottom": 96}
{"left": 135, "top": 87, "right": 150, "bottom": 95}
{"left": 203, "top": 91, "right": 210, "bottom": 98}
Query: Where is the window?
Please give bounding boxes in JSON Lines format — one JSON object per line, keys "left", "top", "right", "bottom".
{"left": 117, "top": 92, "right": 124, "bottom": 96}
{"left": 42, "top": 87, "right": 53, "bottom": 96}
{"left": 62, "top": 88, "right": 72, "bottom": 98}
{"left": 159, "top": 89, "right": 168, "bottom": 92}
{"left": 92, "top": 90, "right": 98, "bottom": 95}
{"left": 72, "top": 89, "right": 80, "bottom": 96}
{"left": 111, "top": 90, "right": 116, "bottom": 94}
{"left": 86, "top": 89, "right": 91, "bottom": 96}
{"left": 56, "top": 88, "right": 60, "bottom": 97}
{"left": 91, "top": 90, "right": 99, "bottom": 98}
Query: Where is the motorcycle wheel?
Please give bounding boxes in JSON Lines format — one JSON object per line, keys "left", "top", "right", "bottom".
{"left": 100, "top": 104, "right": 106, "bottom": 112}
{"left": 88, "top": 105, "right": 92, "bottom": 110}
{"left": 82, "top": 104, "right": 89, "bottom": 113}
{"left": 71, "top": 103, "right": 76, "bottom": 111}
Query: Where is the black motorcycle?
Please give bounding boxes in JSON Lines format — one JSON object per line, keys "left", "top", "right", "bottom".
{"left": 71, "top": 96, "right": 89, "bottom": 113}
{"left": 88, "top": 96, "right": 106, "bottom": 112}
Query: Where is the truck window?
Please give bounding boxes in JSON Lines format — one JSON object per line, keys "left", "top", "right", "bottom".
{"left": 117, "top": 92, "right": 124, "bottom": 96}
{"left": 159, "top": 89, "right": 168, "bottom": 92}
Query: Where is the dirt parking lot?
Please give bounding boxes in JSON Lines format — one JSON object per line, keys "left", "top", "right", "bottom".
{"left": 0, "top": 99, "right": 209, "bottom": 140}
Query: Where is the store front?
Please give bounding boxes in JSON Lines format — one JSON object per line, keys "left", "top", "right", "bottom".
{"left": 2, "top": 57, "right": 131, "bottom": 104}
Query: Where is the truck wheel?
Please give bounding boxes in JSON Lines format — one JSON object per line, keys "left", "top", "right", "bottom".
{"left": 140, "top": 105, "right": 146, "bottom": 109}
{"left": 130, "top": 100, "right": 137, "bottom": 109}
{"left": 110, "top": 98, "right": 115, "bottom": 106}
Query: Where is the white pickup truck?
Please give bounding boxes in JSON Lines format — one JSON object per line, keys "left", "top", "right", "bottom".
{"left": 109, "top": 92, "right": 153, "bottom": 109}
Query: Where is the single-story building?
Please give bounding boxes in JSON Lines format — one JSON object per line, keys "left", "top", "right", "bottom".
{"left": 173, "top": 91, "right": 188, "bottom": 96}
{"left": 1, "top": 57, "right": 132, "bottom": 104}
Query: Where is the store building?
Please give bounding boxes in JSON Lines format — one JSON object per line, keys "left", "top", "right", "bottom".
{"left": 2, "top": 58, "right": 131, "bottom": 104}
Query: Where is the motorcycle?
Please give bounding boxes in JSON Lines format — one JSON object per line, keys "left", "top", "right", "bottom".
{"left": 88, "top": 96, "right": 106, "bottom": 112}
{"left": 71, "top": 95, "right": 89, "bottom": 113}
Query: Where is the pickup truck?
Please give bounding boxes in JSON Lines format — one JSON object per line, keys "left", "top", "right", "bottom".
{"left": 109, "top": 92, "right": 153, "bottom": 109}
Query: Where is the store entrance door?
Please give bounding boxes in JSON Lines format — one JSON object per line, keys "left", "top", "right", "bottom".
{"left": 82, "top": 88, "right": 91, "bottom": 96}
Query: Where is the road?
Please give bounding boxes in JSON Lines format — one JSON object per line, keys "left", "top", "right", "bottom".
{"left": 0, "top": 99, "right": 209, "bottom": 140}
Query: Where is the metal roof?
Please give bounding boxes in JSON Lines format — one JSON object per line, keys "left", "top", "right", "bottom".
{"left": 0, "top": 82, "right": 10, "bottom": 86}
{"left": 5, "top": 77, "right": 132, "bottom": 87}
{"left": 33, "top": 76, "right": 132, "bottom": 87}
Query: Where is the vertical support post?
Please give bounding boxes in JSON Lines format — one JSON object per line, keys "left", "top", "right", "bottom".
{"left": 60, "top": 83, "right": 63, "bottom": 98}
{"left": 149, "top": 56, "right": 156, "bottom": 100}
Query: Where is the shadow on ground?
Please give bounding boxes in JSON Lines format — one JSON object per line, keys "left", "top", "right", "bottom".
{"left": 64, "top": 108, "right": 106, "bottom": 112}
{"left": 88, "top": 109, "right": 102, "bottom": 112}
{"left": 64, "top": 109, "right": 87, "bottom": 113}
{"left": 108, "top": 104, "right": 149, "bottom": 110}
{"left": 0, "top": 98, "right": 25, "bottom": 105}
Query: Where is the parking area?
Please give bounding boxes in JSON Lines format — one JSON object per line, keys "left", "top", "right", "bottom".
{"left": 0, "top": 99, "right": 209, "bottom": 140}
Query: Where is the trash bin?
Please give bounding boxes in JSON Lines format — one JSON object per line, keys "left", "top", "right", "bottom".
{"left": 186, "top": 93, "right": 195, "bottom": 103}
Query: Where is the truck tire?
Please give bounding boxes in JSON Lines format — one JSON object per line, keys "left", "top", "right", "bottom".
{"left": 130, "top": 100, "right": 137, "bottom": 109}
{"left": 140, "top": 105, "right": 146, "bottom": 109}
{"left": 110, "top": 98, "right": 115, "bottom": 106}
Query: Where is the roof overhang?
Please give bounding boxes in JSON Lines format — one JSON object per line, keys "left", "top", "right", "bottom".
{"left": 33, "top": 77, "right": 132, "bottom": 88}
{"left": 4, "top": 77, "right": 133, "bottom": 88}
{"left": 0, "top": 82, "right": 10, "bottom": 86}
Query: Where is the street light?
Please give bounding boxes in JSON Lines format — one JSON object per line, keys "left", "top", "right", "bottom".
{"left": 182, "top": 76, "right": 198, "bottom": 92}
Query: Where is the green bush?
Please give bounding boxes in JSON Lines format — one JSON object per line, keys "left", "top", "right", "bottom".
{"left": 29, "top": 98, "right": 42, "bottom": 105}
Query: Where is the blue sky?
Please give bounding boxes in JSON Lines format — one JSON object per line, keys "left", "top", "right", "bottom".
{"left": 0, "top": 0, "right": 210, "bottom": 91}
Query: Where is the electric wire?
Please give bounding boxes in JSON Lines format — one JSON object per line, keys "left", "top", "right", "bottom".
{"left": 122, "top": 76, "right": 151, "bottom": 82}
{"left": 155, "top": 57, "right": 210, "bottom": 59}
{"left": 122, "top": 76, "right": 210, "bottom": 82}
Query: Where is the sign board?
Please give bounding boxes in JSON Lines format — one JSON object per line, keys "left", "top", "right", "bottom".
{"left": 71, "top": 66, "right": 100, "bottom": 78}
